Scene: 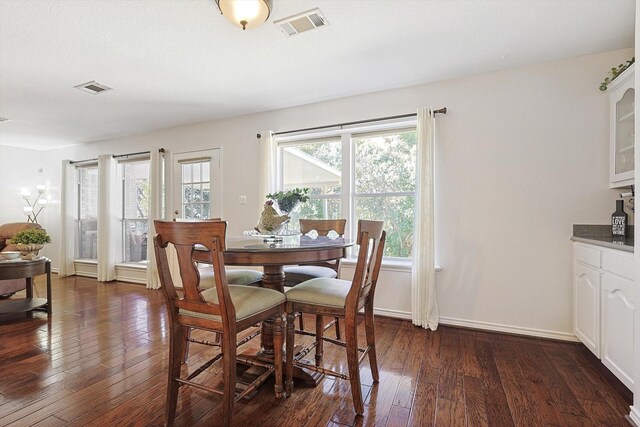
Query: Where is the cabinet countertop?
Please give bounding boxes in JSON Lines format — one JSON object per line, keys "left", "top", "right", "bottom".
{"left": 571, "top": 224, "right": 634, "bottom": 253}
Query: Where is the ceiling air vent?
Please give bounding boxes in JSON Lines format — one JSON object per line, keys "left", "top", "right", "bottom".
{"left": 274, "top": 8, "right": 328, "bottom": 37}
{"left": 74, "top": 81, "right": 112, "bottom": 95}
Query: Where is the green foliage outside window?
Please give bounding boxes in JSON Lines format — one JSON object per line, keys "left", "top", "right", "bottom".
{"left": 283, "top": 131, "right": 416, "bottom": 258}
{"left": 355, "top": 131, "right": 416, "bottom": 258}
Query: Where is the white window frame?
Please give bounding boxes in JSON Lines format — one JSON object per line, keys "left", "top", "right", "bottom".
{"left": 275, "top": 119, "right": 417, "bottom": 261}
{"left": 119, "top": 156, "right": 151, "bottom": 265}
{"left": 75, "top": 163, "right": 99, "bottom": 261}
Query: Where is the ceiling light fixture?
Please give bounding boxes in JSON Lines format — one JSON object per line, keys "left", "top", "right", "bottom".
{"left": 216, "top": 0, "right": 272, "bottom": 30}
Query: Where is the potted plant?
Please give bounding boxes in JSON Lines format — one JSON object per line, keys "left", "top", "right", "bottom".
{"left": 10, "top": 228, "right": 51, "bottom": 260}
{"left": 599, "top": 57, "right": 635, "bottom": 91}
{"left": 266, "top": 187, "right": 310, "bottom": 214}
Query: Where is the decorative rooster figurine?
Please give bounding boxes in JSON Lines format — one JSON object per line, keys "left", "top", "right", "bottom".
{"left": 256, "top": 200, "right": 289, "bottom": 233}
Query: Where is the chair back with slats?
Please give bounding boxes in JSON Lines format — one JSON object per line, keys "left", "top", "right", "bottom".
{"left": 154, "top": 220, "right": 234, "bottom": 331}
{"left": 297, "top": 219, "right": 347, "bottom": 272}
{"left": 347, "top": 220, "right": 386, "bottom": 311}
{"left": 299, "top": 219, "right": 347, "bottom": 237}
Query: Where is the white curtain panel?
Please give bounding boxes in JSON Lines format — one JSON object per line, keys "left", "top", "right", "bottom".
{"left": 258, "top": 130, "right": 277, "bottom": 209}
{"left": 97, "top": 154, "right": 119, "bottom": 282}
{"left": 146, "top": 149, "right": 164, "bottom": 289}
{"left": 411, "top": 107, "right": 439, "bottom": 330}
{"left": 58, "top": 160, "right": 76, "bottom": 277}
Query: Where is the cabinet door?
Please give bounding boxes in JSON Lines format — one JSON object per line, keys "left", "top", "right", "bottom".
{"left": 601, "top": 272, "right": 635, "bottom": 389}
{"left": 574, "top": 262, "right": 601, "bottom": 357}
{"left": 609, "top": 64, "right": 635, "bottom": 187}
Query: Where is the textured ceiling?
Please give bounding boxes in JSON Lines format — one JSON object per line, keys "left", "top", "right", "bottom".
{"left": 0, "top": 0, "right": 635, "bottom": 150}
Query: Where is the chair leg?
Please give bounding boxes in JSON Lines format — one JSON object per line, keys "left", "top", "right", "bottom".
{"left": 222, "top": 330, "right": 237, "bottom": 427}
{"left": 315, "top": 315, "right": 324, "bottom": 367}
{"left": 364, "top": 301, "right": 379, "bottom": 383}
{"left": 298, "top": 312, "right": 305, "bottom": 331}
{"left": 166, "top": 324, "right": 183, "bottom": 426}
{"left": 335, "top": 317, "right": 341, "bottom": 340}
{"left": 181, "top": 326, "right": 191, "bottom": 363}
{"left": 285, "top": 312, "right": 296, "bottom": 396}
{"left": 345, "top": 320, "right": 364, "bottom": 415}
{"left": 273, "top": 313, "right": 284, "bottom": 399}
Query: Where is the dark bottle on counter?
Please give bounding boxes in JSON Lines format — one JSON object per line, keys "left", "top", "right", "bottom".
{"left": 611, "top": 199, "right": 628, "bottom": 237}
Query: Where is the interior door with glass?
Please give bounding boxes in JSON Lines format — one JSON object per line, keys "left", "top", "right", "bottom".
{"left": 171, "top": 149, "right": 221, "bottom": 220}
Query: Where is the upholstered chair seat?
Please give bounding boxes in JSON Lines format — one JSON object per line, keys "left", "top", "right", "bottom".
{"left": 285, "top": 278, "right": 350, "bottom": 308}
{"left": 181, "top": 285, "right": 284, "bottom": 322}
{"left": 198, "top": 268, "right": 262, "bottom": 288}
{"left": 282, "top": 266, "right": 338, "bottom": 288}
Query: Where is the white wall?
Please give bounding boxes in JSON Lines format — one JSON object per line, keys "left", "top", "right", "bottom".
{"left": 0, "top": 145, "right": 57, "bottom": 262}
{"left": 0, "top": 48, "right": 631, "bottom": 340}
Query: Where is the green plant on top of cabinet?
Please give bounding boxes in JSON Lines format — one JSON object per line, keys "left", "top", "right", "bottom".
{"left": 608, "top": 63, "right": 635, "bottom": 188}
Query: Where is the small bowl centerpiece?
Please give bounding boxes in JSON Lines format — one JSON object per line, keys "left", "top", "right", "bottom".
{"left": 0, "top": 251, "right": 21, "bottom": 260}
{"left": 9, "top": 228, "right": 51, "bottom": 260}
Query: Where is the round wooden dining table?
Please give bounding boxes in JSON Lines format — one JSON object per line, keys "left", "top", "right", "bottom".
{"left": 193, "top": 233, "right": 354, "bottom": 385}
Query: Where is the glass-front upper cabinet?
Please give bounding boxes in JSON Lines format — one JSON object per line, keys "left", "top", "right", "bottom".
{"left": 609, "top": 63, "right": 635, "bottom": 188}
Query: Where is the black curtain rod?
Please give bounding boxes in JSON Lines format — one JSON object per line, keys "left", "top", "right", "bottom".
{"left": 259, "top": 108, "right": 447, "bottom": 138}
{"left": 69, "top": 148, "right": 165, "bottom": 165}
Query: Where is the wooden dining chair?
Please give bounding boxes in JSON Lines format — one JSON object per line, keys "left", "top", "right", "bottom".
{"left": 154, "top": 220, "right": 286, "bottom": 427}
{"left": 185, "top": 217, "right": 264, "bottom": 287}
{"left": 283, "top": 218, "right": 347, "bottom": 337}
{"left": 284, "top": 220, "right": 385, "bottom": 415}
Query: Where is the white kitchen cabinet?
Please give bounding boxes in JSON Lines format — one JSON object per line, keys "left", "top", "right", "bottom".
{"left": 574, "top": 250, "right": 601, "bottom": 357}
{"left": 609, "top": 63, "right": 635, "bottom": 188}
{"left": 601, "top": 250, "right": 635, "bottom": 390}
{"left": 573, "top": 242, "right": 635, "bottom": 389}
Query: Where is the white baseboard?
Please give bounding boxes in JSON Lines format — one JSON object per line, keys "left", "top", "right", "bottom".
{"left": 629, "top": 406, "right": 640, "bottom": 426}
{"left": 371, "top": 308, "right": 578, "bottom": 342}
{"left": 115, "top": 265, "right": 147, "bottom": 285}
{"left": 373, "top": 308, "right": 413, "bottom": 320}
{"left": 439, "top": 316, "right": 579, "bottom": 342}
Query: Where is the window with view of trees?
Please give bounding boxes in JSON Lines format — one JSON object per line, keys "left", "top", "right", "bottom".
{"left": 121, "top": 160, "right": 150, "bottom": 263}
{"left": 279, "top": 126, "right": 416, "bottom": 259}
{"left": 76, "top": 165, "right": 98, "bottom": 259}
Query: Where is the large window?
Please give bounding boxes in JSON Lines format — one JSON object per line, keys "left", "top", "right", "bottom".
{"left": 283, "top": 138, "right": 342, "bottom": 224}
{"left": 121, "top": 159, "right": 150, "bottom": 263}
{"left": 278, "top": 125, "right": 416, "bottom": 259}
{"left": 76, "top": 165, "right": 98, "bottom": 259}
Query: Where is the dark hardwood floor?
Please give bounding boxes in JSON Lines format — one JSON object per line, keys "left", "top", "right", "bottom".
{"left": 0, "top": 275, "right": 632, "bottom": 426}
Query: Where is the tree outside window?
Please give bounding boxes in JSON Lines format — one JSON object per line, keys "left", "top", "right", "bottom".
{"left": 279, "top": 127, "right": 416, "bottom": 259}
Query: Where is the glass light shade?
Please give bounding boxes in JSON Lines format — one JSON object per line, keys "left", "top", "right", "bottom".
{"left": 38, "top": 198, "right": 48, "bottom": 205}
{"left": 216, "top": 0, "right": 272, "bottom": 30}
{"left": 23, "top": 206, "right": 33, "bottom": 213}
{"left": 21, "top": 189, "right": 31, "bottom": 197}
{"left": 36, "top": 184, "right": 46, "bottom": 191}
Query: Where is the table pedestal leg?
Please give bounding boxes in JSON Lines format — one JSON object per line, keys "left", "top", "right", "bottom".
{"left": 258, "top": 266, "right": 284, "bottom": 356}
{"left": 236, "top": 265, "right": 323, "bottom": 388}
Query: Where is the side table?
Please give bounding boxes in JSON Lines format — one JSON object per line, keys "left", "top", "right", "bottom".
{"left": 0, "top": 257, "right": 51, "bottom": 318}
